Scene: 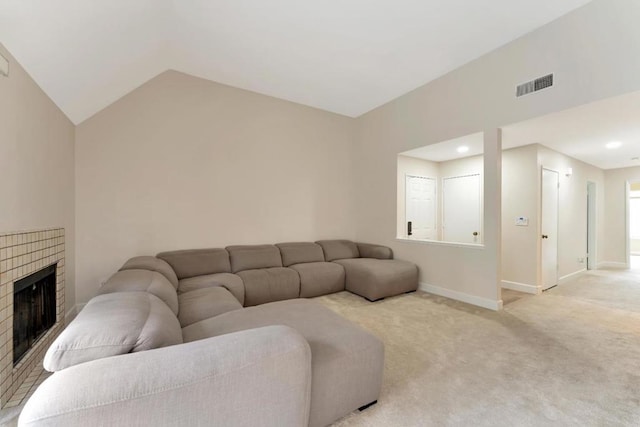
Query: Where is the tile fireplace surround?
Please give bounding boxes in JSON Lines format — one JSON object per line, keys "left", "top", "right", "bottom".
{"left": 0, "top": 228, "right": 65, "bottom": 408}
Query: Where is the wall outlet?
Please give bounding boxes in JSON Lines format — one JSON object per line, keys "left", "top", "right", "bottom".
{"left": 515, "top": 216, "right": 529, "bottom": 226}
{"left": 577, "top": 257, "right": 585, "bottom": 264}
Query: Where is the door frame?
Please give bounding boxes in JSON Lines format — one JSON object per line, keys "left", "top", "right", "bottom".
{"left": 540, "top": 167, "right": 560, "bottom": 290}
{"left": 404, "top": 174, "right": 437, "bottom": 239}
{"left": 626, "top": 179, "right": 640, "bottom": 268}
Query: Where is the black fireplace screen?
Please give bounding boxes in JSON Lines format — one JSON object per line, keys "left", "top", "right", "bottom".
{"left": 13, "top": 264, "right": 57, "bottom": 365}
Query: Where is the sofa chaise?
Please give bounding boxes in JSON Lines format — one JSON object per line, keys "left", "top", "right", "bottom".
{"left": 20, "top": 240, "right": 418, "bottom": 426}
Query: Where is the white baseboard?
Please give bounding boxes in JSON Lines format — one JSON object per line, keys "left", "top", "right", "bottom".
{"left": 558, "top": 269, "right": 587, "bottom": 284}
{"left": 501, "top": 280, "right": 541, "bottom": 295}
{"left": 419, "top": 282, "right": 503, "bottom": 311}
{"left": 596, "top": 261, "right": 628, "bottom": 269}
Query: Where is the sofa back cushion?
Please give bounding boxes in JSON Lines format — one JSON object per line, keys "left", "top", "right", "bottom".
{"left": 226, "top": 245, "right": 283, "bottom": 273}
{"left": 236, "top": 267, "right": 300, "bottom": 306}
{"left": 100, "top": 269, "right": 179, "bottom": 315}
{"left": 44, "top": 293, "right": 182, "bottom": 372}
{"left": 276, "top": 242, "right": 325, "bottom": 267}
{"left": 178, "top": 287, "right": 243, "bottom": 327}
{"left": 157, "top": 248, "right": 231, "bottom": 279}
{"left": 316, "top": 240, "right": 360, "bottom": 261}
{"left": 119, "top": 256, "right": 179, "bottom": 289}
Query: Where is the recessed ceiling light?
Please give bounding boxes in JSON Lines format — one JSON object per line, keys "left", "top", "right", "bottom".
{"left": 456, "top": 146, "right": 469, "bottom": 153}
{"left": 606, "top": 141, "right": 622, "bottom": 149}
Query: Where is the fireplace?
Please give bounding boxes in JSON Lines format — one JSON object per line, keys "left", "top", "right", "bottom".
{"left": 13, "top": 264, "right": 57, "bottom": 365}
{"left": 0, "top": 228, "right": 65, "bottom": 408}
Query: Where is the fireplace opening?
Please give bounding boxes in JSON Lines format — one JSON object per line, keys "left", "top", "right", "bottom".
{"left": 13, "top": 264, "right": 57, "bottom": 365}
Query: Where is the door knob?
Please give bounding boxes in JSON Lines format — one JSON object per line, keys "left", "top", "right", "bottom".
{"left": 542, "top": 234, "right": 548, "bottom": 239}
{"left": 473, "top": 232, "right": 478, "bottom": 236}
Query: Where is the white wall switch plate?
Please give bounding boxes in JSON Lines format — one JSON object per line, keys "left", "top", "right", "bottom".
{"left": 515, "top": 216, "right": 529, "bottom": 226}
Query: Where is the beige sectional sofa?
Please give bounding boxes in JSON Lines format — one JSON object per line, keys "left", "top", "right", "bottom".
{"left": 158, "top": 239, "right": 418, "bottom": 304}
{"left": 20, "top": 240, "right": 418, "bottom": 427}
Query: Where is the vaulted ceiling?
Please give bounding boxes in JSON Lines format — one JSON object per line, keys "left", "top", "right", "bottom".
{"left": 0, "top": 0, "right": 590, "bottom": 124}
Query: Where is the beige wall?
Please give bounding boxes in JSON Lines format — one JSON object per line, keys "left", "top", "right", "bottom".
{"left": 603, "top": 166, "right": 640, "bottom": 265}
{"left": 501, "top": 145, "right": 539, "bottom": 289}
{"left": 75, "top": 70, "right": 355, "bottom": 304}
{"left": 537, "top": 145, "right": 605, "bottom": 280}
{"left": 5, "top": 0, "right": 636, "bottom": 310}
{"left": 354, "top": 0, "right": 640, "bottom": 307}
{"left": 0, "top": 43, "right": 76, "bottom": 314}
{"left": 501, "top": 144, "right": 605, "bottom": 291}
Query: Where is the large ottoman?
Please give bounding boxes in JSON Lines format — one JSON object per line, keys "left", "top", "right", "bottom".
{"left": 333, "top": 258, "right": 418, "bottom": 302}
{"left": 182, "top": 299, "right": 384, "bottom": 427}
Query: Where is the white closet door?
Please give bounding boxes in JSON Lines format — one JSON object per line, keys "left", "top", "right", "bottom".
{"left": 442, "top": 174, "right": 481, "bottom": 244}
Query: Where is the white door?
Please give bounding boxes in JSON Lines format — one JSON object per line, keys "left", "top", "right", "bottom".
{"left": 629, "top": 182, "right": 640, "bottom": 269}
{"left": 405, "top": 175, "right": 436, "bottom": 239}
{"left": 541, "top": 168, "right": 559, "bottom": 290}
{"left": 442, "top": 174, "right": 481, "bottom": 243}
{"left": 586, "top": 182, "right": 597, "bottom": 270}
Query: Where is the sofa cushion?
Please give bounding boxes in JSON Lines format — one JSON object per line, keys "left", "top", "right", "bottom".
{"left": 236, "top": 267, "right": 300, "bottom": 306}
{"left": 178, "top": 287, "right": 243, "bottom": 327}
{"left": 119, "top": 256, "right": 179, "bottom": 289}
{"left": 178, "top": 272, "right": 245, "bottom": 305}
{"left": 157, "top": 248, "right": 231, "bottom": 279}
{"left": 100, "top": 269, "right": 179, "bottom": 315}
{"left": 44, "top": 293, "right": 182, "bottom": 372}
{"left": 316, "top": 240, "right": 360, "bottom": 261}
{"left": 333, "top": 258, "right": 418, "bottom": 301}
{"left": 182, "top": 299, "right": 384, "bottom": 427}
{"left": 276, "top": 242, "right": 325, "bottom": 267}
{"left": 226, "top": 245, "right": 283, "bottom": 273}
{"left": 356, "top": 243, "right": 393, "bottom": 260}
{"left": 289, "top": 262, "right": 345, "bottom": 298}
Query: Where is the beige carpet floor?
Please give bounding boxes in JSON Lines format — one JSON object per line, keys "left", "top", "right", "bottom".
{"left": 317, "top": 268, "right": 640, "bottom": 427}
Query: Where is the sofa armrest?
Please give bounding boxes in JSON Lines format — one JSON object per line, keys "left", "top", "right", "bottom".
{"left": 356, "top": 243, "right": 393, "bottom": 259}
{"left": 20, "top": 326, "right": 311, "bottom": 427}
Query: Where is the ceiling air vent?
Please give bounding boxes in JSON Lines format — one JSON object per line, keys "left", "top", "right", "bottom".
{"left": 516, "top": 73, "right": 553, "bottom": 97}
